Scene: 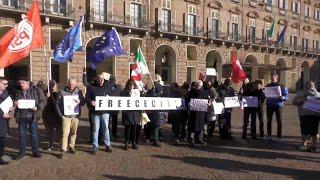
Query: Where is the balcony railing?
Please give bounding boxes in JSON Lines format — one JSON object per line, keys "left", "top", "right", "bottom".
{"left": 0, "top": 0, "right": 74, "bottom": 18}
{"left": 89, "top": 11, "right": 148, "bottom": 29}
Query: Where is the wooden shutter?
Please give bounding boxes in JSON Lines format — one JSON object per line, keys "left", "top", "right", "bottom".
{"left": 298, "top": 2, "right": 301, "bottom": 13}
{"left": 142, "top": 3, "right": 148, "bottom": 28}
{"left": 124, "top": 1, "right": 131, "bottom": 26}
{"left": 171, "top": 10, "right": 176, "bottom": 26}
{"left": 183, "top": 13, "right": 188, "bottom": 33}
{"left": 196, "top": 15, "right": 200, "bottom": 35}
{"left": 107, "top": 0, "right": 113, "bottom": 20}
{"left": 207, "top": 18, "right": 212, "bottom": 36}
{"left": 156, "top": 8, "right": 162, "bottom": 30}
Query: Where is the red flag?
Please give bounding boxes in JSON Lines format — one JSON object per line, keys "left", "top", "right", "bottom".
{"left": 231, "top": 50, "right": 246, "bottom": 83}
{"left": 0, "top": 0, "right": 44, "bottom": 68}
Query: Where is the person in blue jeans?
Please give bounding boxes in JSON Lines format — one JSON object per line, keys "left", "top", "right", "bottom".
{"left": 86, "top": 73, "right": 113, "bottom": 154}
{"left": 14, "top": 77, "right": 47, "bottom": 160}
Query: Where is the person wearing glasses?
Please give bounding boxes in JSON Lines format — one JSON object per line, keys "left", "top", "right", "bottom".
{"left": 0, "top": 77, "right": 12, "bottom": 165}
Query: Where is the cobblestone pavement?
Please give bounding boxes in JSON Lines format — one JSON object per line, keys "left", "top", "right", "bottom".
{"left": 0, "top": 101, "right": 319, "bottom": 180}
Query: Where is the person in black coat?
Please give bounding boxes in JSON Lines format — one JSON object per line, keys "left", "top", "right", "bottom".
{"left": 186, "top": 80, "right": 210, "bottom": 146}
{"left": 168, "top": 83, "right": 184, "bottom": 145}
{"left": 106, "top": 75, "right": 121, "bottom": 139}
{"left": 241, "top": 81, "right": 259, "bottom": 139}
{"left": 218, "top": 79, "right": 236, "bottom": 139}
{"left": 42, "top": 80, "right": 60, "bottom": 150}
{"left": 145, "top": 84, "right": 163, "bottom": 147}
{"left": 121, "top": 79, "right": 141, "bottom": 150}
{"left": 0, "top": 77, "right": 12, "bottom": 165}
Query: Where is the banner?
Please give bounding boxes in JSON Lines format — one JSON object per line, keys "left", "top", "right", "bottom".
{"left": 0, "top": 96, "right": 13, "bottom": 113}
{"left": 303, "top": 98, "right": 320, "bottom": 113}
{"left": 264, "top": 86, "right": 282, "bottom": 98}
{"left": 63, "top": 95, "right": 80, "bottom": 115}
{"left": 189, "top": 99, "right": 209, "bottom": 112}
{"left": 224, "top": 96, "right": 240, "bottom": 108}
{"left": 95, "top": 96, "right": 185, "bottom": 111}
{"left": 241, "top": 96, "right": 258, "bottom": 108}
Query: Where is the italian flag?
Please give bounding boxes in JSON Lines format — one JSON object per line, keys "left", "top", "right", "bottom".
{"left": 267, "top": 20, "right": 275, "bottom": 39}
{"left": 131, "top": 47, "right": 149, "bottom": 90}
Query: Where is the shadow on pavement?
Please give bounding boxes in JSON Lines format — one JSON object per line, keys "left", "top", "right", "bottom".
{"left": 152, "top": 155, "right": 320, "bottom": 180}
{"left": 103, "top": 175, "right": 200, "bottom": 180}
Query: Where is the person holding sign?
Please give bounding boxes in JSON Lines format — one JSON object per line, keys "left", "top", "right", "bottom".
{"left": 186, "top": 80, "right": 210, "bottom": 146}
{"left": 120, "top": 79, "right": 141, "bottom": 150}
{"left": 241, "top": 81, "right": 264, "bottom": 139}
{"left": 292, "top": 80, "right": 320, "bottom": 152}
{"left": 86, "top": 73, "right": 113, "bottom": 155}
{"left": 217, "top": 79, "right": 236, "bottom": 139}
{"left": 14, "top": 77, "right": 47, "bottom": 160}
{"left": 56, "top": 79, "right": 85, "bottom": 159}
{"left": 265, "top": 72, "right": 289, "bottom": 141}
{"left": 0, "top": 77, "right": 12, "bottom": 165}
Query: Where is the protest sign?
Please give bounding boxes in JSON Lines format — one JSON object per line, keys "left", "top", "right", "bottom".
{"left": 264, "top": 86, "right": 282, "bottom": 98}
{"left": 189, "top": 99, "right": 209, "bottom": 112}
{"left": 212, "top": 102, "right": 224, "bottom": 114}
{"left": 18, "top": 99, "right": 35, "bottom": 109}
{"left": 206, "top": 68, "right": 216, "bottom": 76}
{"left": 303, "top": 98, "right": 320, "bottom": 113}
{"left": 224, "top": 96, "right": 240, "bottom": 108}
{"left": 241, "top": 96, "right": 258, "bottom": 108}
{"left": 95, "top": 97, "right": 185, "bottom": 111}
{"left": 63, "top": 95, "right": 80, "bottom": 115}
{"left": 0, "top": 96, "right": 13, "bottom": 113}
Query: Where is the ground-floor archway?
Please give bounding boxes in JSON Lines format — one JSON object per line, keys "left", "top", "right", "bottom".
{"left": 205, "top": 50, "right": 222, "bottom": 82}
{"left": 300, "top": 61, "right": 310, "bottom": 89}
{"left": 154, "top": 44, "right": 176, "bottom": 84}
{"left": 50, "top": 29, "right": 69, "bottom": 87}
{"left": 86, "top": 37, "right": 115, "bottom": 83}
{"left": 244, "top": 54, "right": 258, "bottom": 81}
{"left": 276, "top": 58, "right": 287, "bottom": 86}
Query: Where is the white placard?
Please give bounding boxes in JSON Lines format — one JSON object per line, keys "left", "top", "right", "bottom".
{"left": 303, "top": 98, "right": 320, "bottom": 113}
{"left": 18, "top": 99, "right": 35, "bottom": 109}
{"left": 206, "top": 68, "right": 217, "bottom": 76}
{"left": 241, "top": 96, "right": 258, "bottom": 108}
{"left": 189, "top": 99, "right": 209, "bottom": 112}
{"left": 63, "top": 95, "right": 80, "bottom": 116}
{"left": 224, "top": 96, "right": 240, "bottom": 108}
{"left": 0, "top": 97, "right": 13, "bottom": 113}
{"left": 212, "top": 102, "right": 224, "bottom": 114}
{"left": 130, "top": 89, "right": 140, "bottom": 97}
{"left": 95, "top": 97, "right": 185, "bottom": 111}
{"left": 0, "top": 68, "right": 4, "bottom": 77}
{"left": 264, "top": 86, "right": 282, "bottom": 98}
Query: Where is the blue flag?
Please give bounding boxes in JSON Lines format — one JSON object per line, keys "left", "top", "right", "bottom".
{"left": 87, "top": 28, "right": 126, "bottom": 69}
{"left": 53, "top": 16, "right": 84, "bottom": 63}
{"left": 277, "top": 25, "right": 287, "bottom": 44}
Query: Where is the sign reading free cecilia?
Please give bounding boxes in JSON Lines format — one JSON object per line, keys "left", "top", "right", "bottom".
{"left": 95, "top": 96, "right": 186, "bottom": 111}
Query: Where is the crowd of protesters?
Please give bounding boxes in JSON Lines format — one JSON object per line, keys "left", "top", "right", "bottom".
{"left": 0, "top": 70, "right": 319, "bottom": 165}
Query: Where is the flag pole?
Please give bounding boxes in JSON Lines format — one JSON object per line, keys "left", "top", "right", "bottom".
{"left": 43, "top": 46, "right": 50, "bottom": 92}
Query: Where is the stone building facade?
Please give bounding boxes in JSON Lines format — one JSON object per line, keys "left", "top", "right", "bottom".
{"left": 0, "top": 0, "right": 319, "bottom": 91}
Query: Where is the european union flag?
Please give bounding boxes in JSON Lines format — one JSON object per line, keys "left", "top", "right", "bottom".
{"left": 87, "top": 28, "right": 126, "bottom": 69}
{"left": 53, "top": 16, "right": 84, "bottom": 63}
{"left": 276, "top": 25, "right": 287, "bottom": 44}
